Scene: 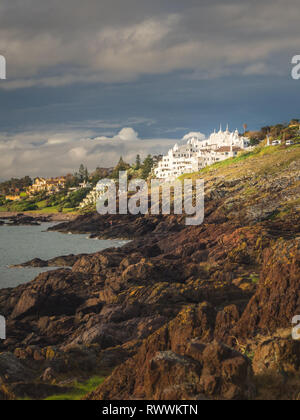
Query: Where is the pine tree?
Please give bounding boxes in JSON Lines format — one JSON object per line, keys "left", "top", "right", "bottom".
{"left": 141, "top": 155, "right": 154, "bottom": 180}
{"left": 135, "top": 154, "right": 141, "bottom": 170}
{"left": 84, "top": 167, "right": 89, "bottom": 182}
{"left": 78, "top": 164, "right": 86, "bottom": 182}
{"left": 111, "top": 157, "right": 130, "bottom": 179}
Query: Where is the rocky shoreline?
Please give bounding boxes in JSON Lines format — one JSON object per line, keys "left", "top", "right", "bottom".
{"left": 0, "top": 158, "right": 300, "bottom": 400}
{"left": 9, "top": 254, "right": 85, "bottom": 269}
{"left": 0, "top": 212, "right": 77, "bottom": 226}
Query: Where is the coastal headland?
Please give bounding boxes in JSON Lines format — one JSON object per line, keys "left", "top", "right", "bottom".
{"left": 0, "top": 144, "right": 299, "bottom": 400}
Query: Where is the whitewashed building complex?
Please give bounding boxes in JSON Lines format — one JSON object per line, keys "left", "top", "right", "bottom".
{"left": 154, "top": 126, "right": 250, "bottom": 180}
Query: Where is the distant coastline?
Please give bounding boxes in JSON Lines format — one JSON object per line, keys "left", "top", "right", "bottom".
{"left": 0, "top": 211, "right": 77, "bottom": 222}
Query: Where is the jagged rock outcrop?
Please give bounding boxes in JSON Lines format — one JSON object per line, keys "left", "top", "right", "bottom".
{"left": 49, "top": 213, "right": 186, "bottom": 239}
{"left": 252, "top": 338, "right": 300, "bottom": 375}
{"left": 235, "top": 240, "right": 300, "bottom": 337}
{"left": 11, "top": 254, "right": 83, "bottom": 268}
{"left": 86, "top": 305, "right": 255, "bottom": 400}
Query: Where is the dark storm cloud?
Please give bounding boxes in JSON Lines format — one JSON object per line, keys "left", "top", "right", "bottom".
{"left": 0, "top": 0, "right": 299, "bottom": 178}
{"left": 0, "top": 0, "right": 299, "bottom": 88}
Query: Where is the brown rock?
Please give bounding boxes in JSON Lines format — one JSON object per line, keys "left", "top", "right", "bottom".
{"left": 235, "top": 240, "right": 300, "bottom": 337}
{"left": 85, "top": 306, "right": 255, "bottom": 400}
{"left": 214, "top": 305, "right": 240, "bottom": 343}
{"left": 0, "top": 352, "right": 34, "bottom": 383}
{"left": 144, "top": 351, "right": 202, "bottom": 400}
{"left": 253, "top": 338, "right": 300, "bottom": 375}
{"left": 41, "top": 367, "right": 57, "bottom": 382}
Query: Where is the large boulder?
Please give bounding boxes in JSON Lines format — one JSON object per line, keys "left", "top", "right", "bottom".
{"left": 235, "top": 240, "right": 300, "bottom": 337}
{"left": 253, "top": 338, "right": 300, "bottom": 375}
{"left": 198, "top": 341, "right": 254, "bottom": 400}
{"left": 0, "top": 352, "right": 34, "bottom": 383}
{"left": 143, "top": 342, "right": 254, "bottom": 400}
{"left": 144, "top": 351, "right": 202, "bottom": 400}
{"left": 11, "top": 270, "right": 85, "bottom": 320}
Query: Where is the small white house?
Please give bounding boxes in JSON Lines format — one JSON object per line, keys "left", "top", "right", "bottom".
{"left": 272, "top": 140, "right": 281, "bottom": 146}
{"left": 79, "top": 181, "right": 92, "bottom": 189}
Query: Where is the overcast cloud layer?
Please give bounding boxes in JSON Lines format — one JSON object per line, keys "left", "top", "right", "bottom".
{"left": 0, "top": 0, "right": 299, "bottom": 178}
{"left": 1, "top": 0, "right": 299, "bottom": 88}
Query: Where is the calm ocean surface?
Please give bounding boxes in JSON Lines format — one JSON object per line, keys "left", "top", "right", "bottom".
{"left": 0, "top": 221, "right": 128, "bottom": 289}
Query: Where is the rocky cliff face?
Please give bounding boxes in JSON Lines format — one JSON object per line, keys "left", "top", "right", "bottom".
{"left": 0, "top": 146, "right": 299, "bottom": 400}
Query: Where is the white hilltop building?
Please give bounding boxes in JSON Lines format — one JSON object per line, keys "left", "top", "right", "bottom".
{"left": 154, "top": 125, "right": 250, "bottom": 180}
{"left": 78, "top": 125, "right": 250, "bottom": 209}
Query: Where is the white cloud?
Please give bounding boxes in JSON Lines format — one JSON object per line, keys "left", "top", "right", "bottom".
{"left": 95, "top": 127, "right": 139, "bottom": 142}
{"left": 182, "top": 132, "right": 206, "bottom": 141}
{"left": 118, "top": 128, "right": 139, "bottom": 141}
{"left": 0, "top": 127, "right": 177, "bottom": 179}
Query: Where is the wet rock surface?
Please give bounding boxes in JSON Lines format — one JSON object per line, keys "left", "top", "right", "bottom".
{"left": 0, "top": 212, "right": 76, "bottom": 224}
{"left": 1, "top": 214, "right": 49, "bottom": 226}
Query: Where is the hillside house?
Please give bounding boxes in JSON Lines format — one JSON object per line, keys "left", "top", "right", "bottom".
{"left": 27, "top": 177, "right": 66, "bottom": 196}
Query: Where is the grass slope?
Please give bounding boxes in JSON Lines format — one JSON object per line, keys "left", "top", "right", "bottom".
{"left": 44, "top": 376, "right": 105, "bottom": 401}
{"left": 179, "top": 143, "right": 300, "bottom": 181}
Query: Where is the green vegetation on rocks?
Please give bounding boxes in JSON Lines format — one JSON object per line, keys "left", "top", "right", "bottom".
{"left": 44, "top": 376, "right": 105, "bottom": 401}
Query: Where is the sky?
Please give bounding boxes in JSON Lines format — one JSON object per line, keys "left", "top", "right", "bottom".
{"left": 0, "top": 0, "right": 300, "bottom": 179}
